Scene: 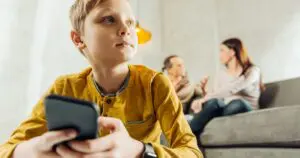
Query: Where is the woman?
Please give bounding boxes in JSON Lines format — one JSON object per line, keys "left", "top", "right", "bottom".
{"left": 190, "top": 38, "right": 264, "bottom": 140}
{"left": 162, "top": 55, "right": 202, "bottom": 115}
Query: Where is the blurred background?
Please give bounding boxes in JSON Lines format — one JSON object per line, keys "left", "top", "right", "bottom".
{"left": 1, "top": 0, "right": 300, "bottom": 143}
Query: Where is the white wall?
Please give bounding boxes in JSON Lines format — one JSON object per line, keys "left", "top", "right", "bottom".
{"left": 163, "top": 0, "right": 300, "bottom": 84}
{"left": 0, "top": 0, "right": 39, "bottom": 143}
{"left": 129, "top": 0, "right": 163, "bottom": 70}
{"left": 216, "top": 0, "right": 300, "bottom": 83}
{"left": 162, "top": 0, "right": 219, "bottom": 87}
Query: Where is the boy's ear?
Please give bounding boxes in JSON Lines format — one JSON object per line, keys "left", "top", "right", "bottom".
{"left": 71, "top": 30, "right": 86, "bottom": 50}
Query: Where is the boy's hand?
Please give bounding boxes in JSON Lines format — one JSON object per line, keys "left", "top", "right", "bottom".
{"left": 13, "top": 129, "right": 77, "bottom": 158}
{"left": 57, "top": 117, "right": 145, "bottom": 158}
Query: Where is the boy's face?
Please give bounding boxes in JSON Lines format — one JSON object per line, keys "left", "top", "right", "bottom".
{"left": 75, "top": 0, "right": 137, "bottom": 66}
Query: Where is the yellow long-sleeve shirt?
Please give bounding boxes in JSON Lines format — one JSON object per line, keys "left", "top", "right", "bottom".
{"left": 0, "top": 65, "right": 202, "bottom": 158}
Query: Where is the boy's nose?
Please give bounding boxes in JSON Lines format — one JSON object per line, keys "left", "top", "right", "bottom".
{"left": 118, "top": 25, "right": 130, "bottom": 37}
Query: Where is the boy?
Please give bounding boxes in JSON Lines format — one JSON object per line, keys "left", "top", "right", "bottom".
{"left": 0, "top": 0, "right": 202, "bottom": 157}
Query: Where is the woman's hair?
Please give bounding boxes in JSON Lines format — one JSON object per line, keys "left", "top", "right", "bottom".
{"left": 162, "top": 55, "right": 178, "bottom": 72}
{"left": 222, "top": 38, "right": 265, "bottom": 92}
{"left": 222, "top": 38, "right": 253, "bottom": 75}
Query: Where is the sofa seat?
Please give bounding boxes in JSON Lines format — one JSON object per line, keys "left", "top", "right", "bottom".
{"left": 200, "top": 105, "right": 300, "bottom": 147}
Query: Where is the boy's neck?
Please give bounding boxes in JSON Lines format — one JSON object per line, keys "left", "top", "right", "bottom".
{"left": 92, "top": 62, "right": 129, "bottom": 94}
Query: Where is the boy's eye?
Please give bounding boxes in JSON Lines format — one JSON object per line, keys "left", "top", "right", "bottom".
{"left": 101, "top": 16, "right": 115, "bottom": 24}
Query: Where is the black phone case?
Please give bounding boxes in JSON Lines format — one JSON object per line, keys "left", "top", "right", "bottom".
{"left": 45, "top": 94, "right": 99, "bottom": 141}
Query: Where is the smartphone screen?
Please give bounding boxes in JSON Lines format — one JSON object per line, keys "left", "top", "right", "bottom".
{"left": 45, "top": 94, "right": 99, "bottom": 141}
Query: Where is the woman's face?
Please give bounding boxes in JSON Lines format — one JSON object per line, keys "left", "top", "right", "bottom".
{"left": 220, "top": 44, "right": 235, "bottom": 65}
{"left": 167, "top": 57, "right": 186, "bottom": 77}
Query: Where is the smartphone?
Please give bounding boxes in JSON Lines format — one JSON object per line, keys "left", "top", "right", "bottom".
{"left": 45, "top": 94, "right": 100, "bottom": 141}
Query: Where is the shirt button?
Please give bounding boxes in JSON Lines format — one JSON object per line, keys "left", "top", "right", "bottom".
{"left": 106, "top": 99, "right": 112, "bottom": 104}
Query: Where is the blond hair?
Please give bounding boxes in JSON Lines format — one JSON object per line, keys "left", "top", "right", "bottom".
{"left": 69, "top": 0, "right": 104, "bottom": 33}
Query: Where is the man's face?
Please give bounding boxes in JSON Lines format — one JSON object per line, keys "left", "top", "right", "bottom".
{"left": 80, "top": 0, "right": 138, "bottom": 66}
{"left": 168, "top": 57, "right": 186, "bottom": 77}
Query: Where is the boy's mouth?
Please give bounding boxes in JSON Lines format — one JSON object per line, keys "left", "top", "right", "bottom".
{"left": 115, "top": 41, "right": 134, "bottom": 48}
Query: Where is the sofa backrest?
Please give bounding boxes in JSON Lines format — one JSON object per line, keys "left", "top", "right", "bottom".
{"left": 259, "top": 77, "right": 300, "bottom": 109}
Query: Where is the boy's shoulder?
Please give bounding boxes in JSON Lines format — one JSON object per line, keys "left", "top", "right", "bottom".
{"left": 130, "top": 64, "right": 161, "bottom": 81}
{"left": 130, "top": 64, "right": 171, "bottom": 88}
{"left": 52, "top": 65, "right": 169, "bottom": 92}
{"left": 51, "top": 67, "right": 92, "bottom": 94}
{"left": 130, "top": 64, "right": 157, "bottom": 74}
{"left": 55, "top": 67, "right": 92, "bottom": 83}
{"left": 59, "top": 65, "right": 159, "bottom": 81}
{"left": 54, "top": 65, "right": 159, "bottom": 86}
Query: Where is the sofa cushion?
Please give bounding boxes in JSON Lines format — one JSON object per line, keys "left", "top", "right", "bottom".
{"left": 200, "top": 105, "right": 300, "bottom": 146}
{"left": 259, "top": 77, "right": 300, "bottom": 108}
{"left": 259, "top": 83, "right": 279, "bottom": 109}
{"left": 205, "top": 148, "right": 300, "bottom": 158}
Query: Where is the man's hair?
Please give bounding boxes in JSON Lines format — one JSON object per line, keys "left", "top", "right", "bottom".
{"left": 162, "top": 55, "right": 178, "bottom": 72}
{"left": 69, "top": 0, "right": 104, "bottom": 33}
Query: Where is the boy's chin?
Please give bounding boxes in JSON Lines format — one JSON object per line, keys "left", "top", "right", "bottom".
{"left": 119, "top": 51, "right": 136, "bottom": 61}
{"left": 94, "top": 51, "right": 136, "bottom": 65}
{"left": 107, "top": 52, "right": 136, "bottom": 64}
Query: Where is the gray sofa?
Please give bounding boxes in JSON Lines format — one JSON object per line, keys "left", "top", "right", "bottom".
{"left": 201, "top": 77, "right": 300, "bottom": 158}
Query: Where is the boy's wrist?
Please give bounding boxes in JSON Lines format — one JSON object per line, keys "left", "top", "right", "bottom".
{"left": 134, "top": 140, "right": 145, "bottom": 158}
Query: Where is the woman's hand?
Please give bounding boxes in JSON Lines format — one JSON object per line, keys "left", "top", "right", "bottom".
{"left": 191, "top": 98, "right": 206, "bottom": 113}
